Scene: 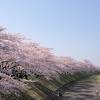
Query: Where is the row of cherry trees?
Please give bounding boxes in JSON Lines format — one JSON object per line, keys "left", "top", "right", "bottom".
{"left": 0, "top": 30, "right": 96, "bottom": 79}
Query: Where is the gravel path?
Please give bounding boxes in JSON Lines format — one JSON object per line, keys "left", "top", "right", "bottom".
{"left": 62, "top": 75, "right": 100, "bottom": 100}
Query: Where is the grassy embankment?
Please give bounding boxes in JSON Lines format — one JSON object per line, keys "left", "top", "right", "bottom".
{"left": 24, "top": 72, "right": 96, "bottom": 100}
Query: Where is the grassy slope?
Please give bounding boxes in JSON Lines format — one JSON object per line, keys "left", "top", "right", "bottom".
{"left": 23, "top": 72, "right": 95, "bottom": 100}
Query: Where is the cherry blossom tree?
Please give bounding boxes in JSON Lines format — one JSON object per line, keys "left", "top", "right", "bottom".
{"left": 0, "top": 30, "right": 96, "bottom": 79}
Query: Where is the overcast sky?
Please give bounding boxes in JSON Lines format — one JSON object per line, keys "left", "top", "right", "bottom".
{"left": 0, "top": 0, "right": 100, "bottom": 65}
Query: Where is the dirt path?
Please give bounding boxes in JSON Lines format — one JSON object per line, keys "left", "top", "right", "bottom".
{"left": 62, "top": 74, "right": 100, "bottom": 100}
